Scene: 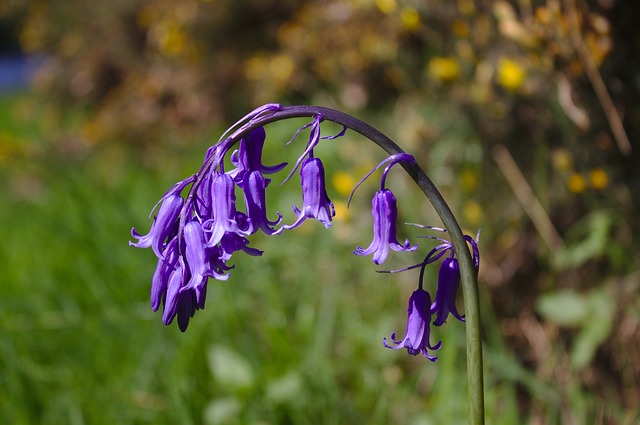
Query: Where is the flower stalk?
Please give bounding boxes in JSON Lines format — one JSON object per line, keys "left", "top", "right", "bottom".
{"left": 263, "top": 106, "right": 484, "bottom": 424}
{"left": 131, "top": 104, "right": 484, "bottom": 424}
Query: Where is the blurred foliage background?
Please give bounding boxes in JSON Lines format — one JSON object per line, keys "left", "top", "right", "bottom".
{"left": 1, "top": 0, "right": 639, "bottom": 423}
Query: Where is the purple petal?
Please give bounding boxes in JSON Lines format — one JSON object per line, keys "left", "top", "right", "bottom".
{"left": 354, "top": 189, "right": 416, "bottom": 265}
{"left": 241, "top": 171, "right": 282, "bottom": 235}
{"left": 431, "top": 257, "right": 464, "bottom": 326}
{"left": 280, "top": 157, "right": 334, "bottom": 231}
{"left": 182, "top": 221, "right": 211, "bottom": 303}
{"left": 130, "top": 194, "right": 184, "bottom": 258}
{"left": 383, "top": 289, "right": 440, "bottom": 361}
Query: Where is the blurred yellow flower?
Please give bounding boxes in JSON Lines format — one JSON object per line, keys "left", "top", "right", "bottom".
{"left": 0, "top": 132, "right": 17, "bottom": 163}
{"left": 589, "top": 168, "right": 608, "bottom": 190}
{"left": 245, "top": 56, "right": 267, "bottom": 81}
{"left": 428, "top": 57, "right": 460, "bottom": 82}
{"left": 332, "top": 171, "right": 357, "bottom": 197}
{"left": 567, "top": 173, "right": 586, "bottom": 193}
{"left": 269, "top": 54, "right": 296, "bottom": 85}
{"left": 400, "top": 7, "right": 420, "bottom": 32}
{"left": 463, "top": 200, "right": 483, "bottom": 226}
{"left": 153, "top": 21, "right": 186, "bottom": 56}
{"left": 459, "top": 168, "right": 479, "bottom": 192}
{"left": 458, "top": 0, "right": 475, "bottom": 16}
{"left": 451, "top": 20, "right": 470, "bottom": 38}
{"left": 376, "top": 0, "right": 397, "bottom": 15}
{"left": 497, "top": 58, "right": 526, "bottom": 92}
{"left": 550, "top": 148, "right": 573, "bottom": 171}
{"left": 333, "top": 200, "right": 351, "bottom": 222}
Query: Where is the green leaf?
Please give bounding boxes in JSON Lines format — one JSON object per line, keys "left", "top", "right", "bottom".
{"left": 570, "top": 290, "right": 615, "bottom": 370}
{"left": 203, "top": 398, "right": 242, "bottom": 425}
{"left": 553, "top": 211, "right": 611, "bottom": 270}
{"left": 265, "top": 371, "right": 304, "bottom": 404}
{"left": 536, "top": 291, "right": 589, "bottom": 327}
{"left": 207, "top": 345, "right": 255, "bottom": 391}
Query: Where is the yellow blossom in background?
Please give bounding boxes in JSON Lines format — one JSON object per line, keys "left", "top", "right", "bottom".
{"left": 589, "top": 168, "right": 608, "bottom": 190}
{"left": 0, "top": 132, "right": 19, "bottom": 163}
{"left": 551, "top": 148, "right": 573, "bottom": 171}
{"left": 400, "top": 7, "right": 420, "bottom": 32}
{"left": 458, "top": 0, "right": 475, "bottom": 16}
{"left": 376, "top": 0, "right": 397, "bottom": 15}
{"left": 152, "top": 21, "right": 187, "bottom": 56}
{"left": 332, "top": 171, "right": 357, "bottom": 197}
{"left": 245, "top": 55, "right": 267, "bottom": 81}
{"left": 463, "top": 199, "right": 483, "bottom": 226}
{"left": 567, "top": 173, "right": 586, "bottom": 193}
{"left": 333, "top": 200, "right": 351, "bottom": 222}
{"left": 269, "top": 54, "right": 296, "bottom": 86}
{"left": 459, "top": 168, "right": 479, "bottom": 192}
{"left": 497, "top": 58, "right": 526, "bottom": 92}
{"left": 428, "top": 57, "right": 460, "bottom": 82}
{"left": 451, "top": 20, "right": 470, "bottom": 38}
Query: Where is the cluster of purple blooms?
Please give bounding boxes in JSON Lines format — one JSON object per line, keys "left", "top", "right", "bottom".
{"left": 130, "top": 104, "right": 479, "bottom": 360}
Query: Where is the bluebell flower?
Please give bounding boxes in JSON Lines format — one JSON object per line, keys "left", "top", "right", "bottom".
{"left": 354, "top": 189, "right": 416, "bottom": 265}
{"left": 162, "top": 255, "right": 205, "bottom": 332}
{"left": 351, "top": 154, "right": 418, "bottom": 265}
{"left": 230, "top": 127, "right": 287, "bottom": 182}
{"left": 383, "top": 288, "right": 442, "bottom": 361}
{"left": 182, "top": 220, "right": 221, "bottom": 303}
{"left": 279, "top": 156, "right": 335, "bottom": 231}
{"left": 412, "top": 226, "right": 480, "bottom": 327}
{"left": 129, "top": 194, "right": 183, "bottom": 257}
{"left": 150, "top": 237, "right": 180, "bottom": 312}
{"left": 201, "top": 172, "right": 247, "bottom": 247}
{"left": 239, "top": 170, "right": 282, "bottom": 235}
{"left": 431, "top": 257, "right": 464, "bottom": 326}
{"left": 219, "top": 232, "right": 263, "bottom": 259}
{"left": 162, "top": 256, "right": 188, "bottom": 326}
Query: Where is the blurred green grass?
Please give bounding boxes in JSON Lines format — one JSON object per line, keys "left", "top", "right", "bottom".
{"left": 0, "top": 91, "right": 632, "bottom": 425}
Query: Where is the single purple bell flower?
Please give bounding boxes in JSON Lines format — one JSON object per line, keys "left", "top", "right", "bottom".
{"left": 219, "top": 232, "right": 263, "bottom": 260}
{"left": 177, "top": 287, "right": 199, "bottom": 332}
{"left": 130, "top": 194, "right": 183, "bottom": 258}
{"left": 181, "top": 220, "right": 226, "bottom": 305}
{"left": 207, "top": 245, "right": 236, "bottom": 277}
{"left": 230, "top": 127, "right": 287, "bottom": 182}
{"left": 240, "top": 170, "right": 282, "bottom": 235}
{"left": 431, "top": 257, "right": 465, "bottom": 326}
{"left": 383, "top": 288, "right": 442, "bottom": 361}
{"left": 162, "top": 256, "right": 203, "bottom": 332}
{"left": 350, "top": 153, "right": 417, "bottom": 265}
{"left": 202, "top": 173, "right": 248, "bottom": 247}
{"left": 162, "top": 256, "right": 188, "bottom": 326}
{"left": 353, "top": 189, "right": 416, "bottom": 265}
{"left": 150, "top": 237, "right": 180, "bottom": 312}
{"left": 279, "top": 157, "right": 335, "bottom": 231}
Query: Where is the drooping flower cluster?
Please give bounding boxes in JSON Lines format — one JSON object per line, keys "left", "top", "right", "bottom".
{"left": 131, "top": 103, "right": 479, "bottom": 363}
{"left": 130, "top": 104, "right": 418, "bottom": 331}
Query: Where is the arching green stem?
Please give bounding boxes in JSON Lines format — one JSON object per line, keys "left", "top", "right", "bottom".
{"left": 216, "top": 105, "right": 485, "bottom": 424}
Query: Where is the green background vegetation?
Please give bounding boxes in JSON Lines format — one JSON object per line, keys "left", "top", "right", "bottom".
{"left": 1, "top": 0, "right": 638, "bottom": 423}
